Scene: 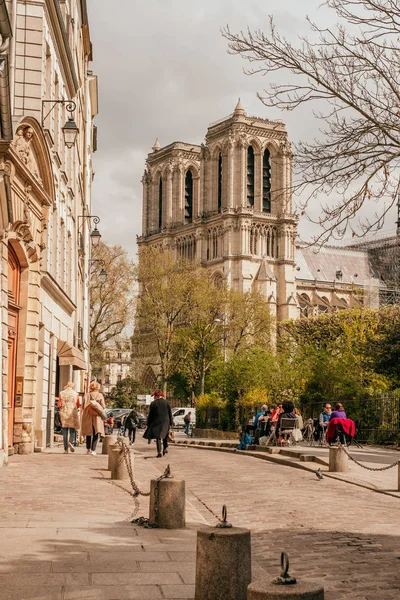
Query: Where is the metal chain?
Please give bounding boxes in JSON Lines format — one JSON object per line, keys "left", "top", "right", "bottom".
{"left": 189, "top": 489, "right": 225, "bottom": 524}
{"left": 110, "top": 440, "right": 171, "bottom": 526}
{"left": 339, "top": 444, "right": 399, "bottom": 472}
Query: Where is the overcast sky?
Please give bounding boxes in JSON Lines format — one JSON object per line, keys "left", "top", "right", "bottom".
{"left": 86, "top": 0, "right": 395, "bottom": 257}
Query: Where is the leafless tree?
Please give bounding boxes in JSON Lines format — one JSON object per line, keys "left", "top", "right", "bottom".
{"left": 223, "top": 0, "right": 400, "bottom": 244}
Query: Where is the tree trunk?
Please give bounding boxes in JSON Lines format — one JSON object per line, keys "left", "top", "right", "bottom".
{"left": 200, "top": 357, "right": 206, "bottom": 395}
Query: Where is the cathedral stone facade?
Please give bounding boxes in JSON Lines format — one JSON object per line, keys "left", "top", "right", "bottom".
{"left": 138, "top": 102, "right": 388, "bottom": 324}
{"left": 139, "top": 101, "right": 298, "bottom": 321}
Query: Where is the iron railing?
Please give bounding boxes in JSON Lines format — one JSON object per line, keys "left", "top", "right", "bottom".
{"left": 302, "top": 392, "right": 400, "bottom": 444}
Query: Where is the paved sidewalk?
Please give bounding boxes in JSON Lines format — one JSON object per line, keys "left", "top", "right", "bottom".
{"left": 176, "top": 435, "right": 400, "bottom": 498}
{"left": 2, "top": 436, "right": 400, "bottom": 599}
{"left": 0, "top": 440, "right": 203, "bottom": 600}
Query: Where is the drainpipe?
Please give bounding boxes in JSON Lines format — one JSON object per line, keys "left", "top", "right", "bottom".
{"left": 8, "top": 0, "right": 16, "bottom": 114}
{"left": 0, "top": 0, "right": 13, "bottom": 141}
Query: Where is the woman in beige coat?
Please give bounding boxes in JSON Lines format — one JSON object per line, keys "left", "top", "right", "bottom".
{"left": 58, "top": 382, "right": 80, "bottom": 454}
{"left": 81, "top": 381, "right": 106, "bottom": 455}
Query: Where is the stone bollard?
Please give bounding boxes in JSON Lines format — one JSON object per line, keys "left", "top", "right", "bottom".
{"left": 195, "top": 507, "right": 251, "bottom": 600}
{"left": 247, "top": 553, "right": 324, "bottom": 600}
{"left": 117, "top": 435, "right": 129, "bottom": 446}
{"left": 110, "top": 446, "right": 130, "bottom": 481}
{"left": 328, "top": 446, "right": 348, "bottom": 473}
{"left": 248, "top": 581, "right": 324, "bottom": 599}
{"left": 102, "top": 435, "right": 113, "bottom": 455}
{"left": 107, "top": 443, "right": 118, "bottom": 471}
{"left": 149, "top": 470, "right": 185, "bottom": 528}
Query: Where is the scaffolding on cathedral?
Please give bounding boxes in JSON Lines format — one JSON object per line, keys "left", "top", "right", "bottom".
{"left": 347, "top": 228, "right": 400, "bottom": 308}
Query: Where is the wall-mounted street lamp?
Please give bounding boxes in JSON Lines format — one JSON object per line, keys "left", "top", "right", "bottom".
{"left": 41, "top": 100, "right": 79, "bottom": 148}
{"left": 90, "top": 259, "right": 107, "bottom": 284}
{"left": 78, "top": 215, "right": 102, "bottom": 247}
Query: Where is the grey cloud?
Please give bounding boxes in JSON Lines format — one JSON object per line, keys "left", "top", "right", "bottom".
{"left": 87, "top": 0, "right": 333, "bottom": 255}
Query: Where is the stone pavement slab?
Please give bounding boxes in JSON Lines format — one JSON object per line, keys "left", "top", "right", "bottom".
{"left": 1, "top": 435, "right": 400, "bottom": 598}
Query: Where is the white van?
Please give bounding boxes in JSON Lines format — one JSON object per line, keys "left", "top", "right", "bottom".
{"left": 172, "top": 407, "right": 196, "bottom": 428}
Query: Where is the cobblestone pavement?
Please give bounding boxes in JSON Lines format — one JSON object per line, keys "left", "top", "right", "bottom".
{"left": 1, "top": 438, "right": 400, "bottom": 599}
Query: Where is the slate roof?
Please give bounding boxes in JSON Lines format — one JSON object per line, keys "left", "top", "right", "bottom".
{"left": 295, "top": 246, "right": 382, "bottom": 287}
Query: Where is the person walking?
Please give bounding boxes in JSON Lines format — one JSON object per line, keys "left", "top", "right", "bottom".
{"left": 143, "top": 389, "right": 173, "bottom": 457}
{"left": 124, "top": 408, "right": 139, "bottom": 444}
{"left": 58, "top": 382, "right": 80, "bottom": 454}
{"left": 81, "top": 381, "right": 106, "bottom": 455}
{"left": 183, "top": 411, "right": 192, "bottom": 437}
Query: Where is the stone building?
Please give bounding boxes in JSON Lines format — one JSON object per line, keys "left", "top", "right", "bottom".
{"left": 0, "top": 0, "right": 98, "bottom": 463}
{"left": 138, "top": 101, "right": 385, "bottom": 322}
{"left": 138, "top": 99, "right": 397, "bottom": 340}
{"left": 139, "top": 100, "right": 298, "bottom": 321}
{"left": 97, "top": 338, "right": 132, "bottom": 396}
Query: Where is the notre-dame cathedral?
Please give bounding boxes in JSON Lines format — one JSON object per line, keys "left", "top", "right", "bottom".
{"left": 138, "top": 101, "right": 387, "bottom": 320}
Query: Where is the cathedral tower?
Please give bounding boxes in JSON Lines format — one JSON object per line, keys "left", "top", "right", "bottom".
{"left": 138, "top": 102, "right": 298, "bottom": 321}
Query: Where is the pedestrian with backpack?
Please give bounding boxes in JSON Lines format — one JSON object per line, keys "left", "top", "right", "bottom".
{"left": 184, "top": 411, "right": 192, "bottom": 437}
{"left": 124, "top": 407, "right": 139, "bottom": 444}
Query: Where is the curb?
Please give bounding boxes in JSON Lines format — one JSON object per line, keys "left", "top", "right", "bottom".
{"left": 174, "top": 441, "right": 400, "bottom": 500}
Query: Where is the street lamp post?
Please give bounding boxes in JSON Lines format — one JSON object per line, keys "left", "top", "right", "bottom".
{"left": 77, "top": 215, "right": 102, "bottom": 248}
{"left": 41, "top": 100, "right": 79, "bottom": 148}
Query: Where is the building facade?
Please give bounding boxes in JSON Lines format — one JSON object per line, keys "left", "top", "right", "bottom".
{"left": 138, "top": 102, "right": 386, "bottom": 322}
{"left": 97, "top": 338, "right": 132, "bottom": 396}
{"left": 139, "top": 100, "right": 298, "bottom": 321}
{"left": 0, "top": 0, "right": 98, "bottom": 463}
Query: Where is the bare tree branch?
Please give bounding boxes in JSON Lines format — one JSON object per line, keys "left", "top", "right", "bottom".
{"left": 222, "top": 0, "right": 400, "bottom": 244}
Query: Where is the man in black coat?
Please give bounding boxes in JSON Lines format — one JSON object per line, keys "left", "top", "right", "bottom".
{"left": 144, "top": 390, "right": 174, "bottom": 457}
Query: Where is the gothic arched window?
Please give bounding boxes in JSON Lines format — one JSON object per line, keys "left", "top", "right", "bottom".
{"left": 184, "top": 170, "right": 193, "bottom": 223}
{"left": 247, "top": 146, "right": 255, "bottom": 207}
{"left": 217, "top": 153, "right": 223, "bottom": 211}
{"left": 263, "top": 149, "right": 271, "bottom": 213}
{"left": 158, "top": 177, "right": 163, "bottom": 230}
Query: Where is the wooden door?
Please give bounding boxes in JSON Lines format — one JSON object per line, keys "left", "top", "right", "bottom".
{"left": 7, "top": 312, "right": 18, "bottom": 446}
{"left": 7, "top": 246, "right": 21, "bottom": 448}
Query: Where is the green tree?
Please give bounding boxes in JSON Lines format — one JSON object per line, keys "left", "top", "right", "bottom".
{"left": 108, "top": 376, "right": 146, "bottom": 408}
{"left": 90, "top": 242, "right": 135, "bottom": 368}
{"left": 172, "top": 270, "right": 227, "bottom": 395}
{"left": 133, "top": 247, "right": 202, "bottom": 394}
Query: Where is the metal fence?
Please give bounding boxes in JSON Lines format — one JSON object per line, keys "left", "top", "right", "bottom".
{"left": 302, "top": 392, "right": 400, "bottom": 444}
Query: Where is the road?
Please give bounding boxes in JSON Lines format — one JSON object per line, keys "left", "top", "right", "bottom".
{"left": 1, "top": 435, "right": 400, "bottom": 599}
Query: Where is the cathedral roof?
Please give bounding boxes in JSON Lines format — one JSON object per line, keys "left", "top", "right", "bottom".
{"left": 295, "top": 246, "right": 383, "bottom": 287}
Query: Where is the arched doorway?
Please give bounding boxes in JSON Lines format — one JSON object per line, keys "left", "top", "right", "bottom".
{"left": 7, "top": 245, "right": 21, "bottom": 447}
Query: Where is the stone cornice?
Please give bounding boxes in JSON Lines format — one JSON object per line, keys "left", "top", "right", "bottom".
{"left": 41, "top": 270, "right": 76, "bottom": 315}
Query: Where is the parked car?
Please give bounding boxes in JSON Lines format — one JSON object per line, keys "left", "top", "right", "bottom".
{"left": 172, "top": 407, "right": 196, "bottom": 428}
{"left": 136, "top": 412, "right": 147, "bottom": 429}
{"left": 106, "top": 408, "right": 147, "bottom": 430}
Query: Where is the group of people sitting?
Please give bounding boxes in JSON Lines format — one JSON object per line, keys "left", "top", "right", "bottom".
{"left": 240, "top": 400, "right": 303, "bottom": 448}
{"left": 239, "top": 400, "right": 354, "bottom": 449}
